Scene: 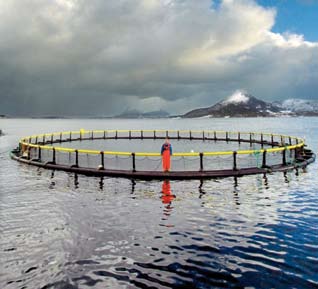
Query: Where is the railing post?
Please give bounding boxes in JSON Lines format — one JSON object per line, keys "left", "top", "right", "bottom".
{"left": 280, "top": 135, "right": 284, "bottom": 145}
{"left": 289, "top": 137, "right": 292, "bottom": 145}
{"left": 226, "top": 132, "right": 229, "bottom": 142}
{"left": 282, "top": 148, "right": 287, "bottom": 166}
{"left": 132, "top": 153, "right": 136, "bottom": 172}
{"left": 202, "top": 131, "right": 205, "bottom": 140}
{"left": 141, "top": 130, "right": 143, "bottom": 139}
{"left": 52, "top": 148, "right": 56, "bottom": 164}
{"left": 300, "top": 144, "right": 304, "bottom": 155}
{"left": 103, "top": 130, "right": 106, "bottom": 139}
{"left": 271, "top": 134, "right": 274, "bottom": 145}
{"left": 100, "top": 151, "right": 104, "bottom": 169}
{"left": 166, "top": 130, "right": 168, "bottom": 138}
{"left": 60, "top": 132, "right": 62, "bottom": 142}
{"left": 35, "top": 137, "right": 38, "bottom": 144}
{"left": 200, "top": 152, "right": 204, "bottom": 171}
{"left": 233, "top": 151, "right": 237, "bottom": 171}
{"left": 80, "top": 131, "right": 82, "bottom": 141}
{"left": 249, "top": 133, "right": 252, "bottom": 147}
{"left": 70, "top": 132, "right": 72, "bottom": 141}
{"left": 91, "top": 131, "right": 94, "bottom": 140}
{"left": 294, "top": 148, "right": 298, "bottom": 160}
{"left": 51, "top": 134, "right": 53, "bottom": 144}
{"left": 129, "top": 130, "right": 131, "bottom": 139}
{"left": 75, "top": 150, "right": 79, "bottom": 167}
{"left": 177, "top": 131, "right": 180, "bottom": 140}
{"left": 27, "top": 147, "right": 31, "bottom": 160}
{"left": 238, "top": 132, "right": 241, "bottom": 144}
{"left": 262, "top": 150, "right": 267, "bottom": 168}
{"left": 295, "top": 148, "right": 299, "bottom": 159}
{"left": 214, "top": 131, "right": 217, "bottom": 141}
{"left": 38, "top": 147, "right": 41, "bottom": 161}
{"left": 154, "top": 130, "right": 156, "bottom": 139}
{"left": 189, "top": 130, "right": 192, "bottom": 140}
{"left": 115, "top": 130, "right": 118, "bottom": 139}
{"left": 261, "top": 133, "right": 264, "bottom": 148}
{"left": 43, "top": 135, "right": 45, "bottom": 144}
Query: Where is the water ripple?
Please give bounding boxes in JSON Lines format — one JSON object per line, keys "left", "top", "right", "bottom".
{"left": 2, "top": 118, "right": 318, "bottom": 288}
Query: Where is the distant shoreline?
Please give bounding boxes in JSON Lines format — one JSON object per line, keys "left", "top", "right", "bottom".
{"left": 1, "top": 115, "right": 317, "bottom": 120}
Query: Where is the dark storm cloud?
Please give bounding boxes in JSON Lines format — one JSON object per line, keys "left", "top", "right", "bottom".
{"left": 0, "top": 0, "right": 317, "bottom": 116}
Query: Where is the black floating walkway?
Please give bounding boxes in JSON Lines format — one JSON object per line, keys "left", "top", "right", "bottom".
{"left": 11, "top": 151, "right": 315, "bottom": 180}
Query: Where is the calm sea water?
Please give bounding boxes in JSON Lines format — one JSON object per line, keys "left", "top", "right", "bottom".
{"left": 1, "top": 118, "right": 318, "bottom": 289}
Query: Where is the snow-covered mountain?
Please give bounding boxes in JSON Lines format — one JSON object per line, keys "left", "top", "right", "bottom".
{"left": 182, "top": 90, "right": 318, "bottom": 118}
{"left": 113, "top": 92, "right": 318, "bottom": 119}
{"left": 183, "top": 91, "right": 281, "bottom": 118}
{"left": 276, "top": 99, "right": 318, "bottom": 114}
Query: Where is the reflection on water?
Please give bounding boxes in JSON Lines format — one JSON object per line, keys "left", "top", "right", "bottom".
{"left": 1, "top": 118, "right": 318, "bottom": 288}
{"left": 161, "top": 180, "right": 175, "bottom": 206}
{"left": 2, "top": 165, "right": 318, "bottom": 288}
{"left": 160, "top": 180, "right": 176, "bottom": 229}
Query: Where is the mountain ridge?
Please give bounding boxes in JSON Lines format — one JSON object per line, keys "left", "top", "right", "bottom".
{"left": 113, "top": 92, "right": 318, "bottom": 118}
{"left": 183, "top": 92, "right": 280, "bottom": 118}
{"left": 182, "top": 92, "right": 318, "bottom": 118}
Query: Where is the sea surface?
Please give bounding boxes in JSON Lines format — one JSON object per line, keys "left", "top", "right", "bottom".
{"left": 1, "top": 117, "right": 318, "bottom": 289}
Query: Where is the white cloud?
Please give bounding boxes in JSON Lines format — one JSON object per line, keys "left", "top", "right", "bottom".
{"left": 0, "top": 0, "right": 317, "bottom": 116}
{"left": 267, "top": 32, "right": 318, "bottom": 48}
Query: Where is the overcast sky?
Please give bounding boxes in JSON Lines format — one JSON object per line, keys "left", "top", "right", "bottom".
{"left": 0, "top": 0, "right": 318, "bottom": 116}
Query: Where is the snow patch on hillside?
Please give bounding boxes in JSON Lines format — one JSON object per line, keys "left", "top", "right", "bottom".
{"left": 223, "top": 90, "right": 249, "bottom": 104}
{"left": 281, "top": 99, "right": 316, "bottom": 112}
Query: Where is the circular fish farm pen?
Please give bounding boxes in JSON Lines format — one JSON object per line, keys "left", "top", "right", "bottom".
{"left": 11, "top": 129, "right": 315, "bottom": 180}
